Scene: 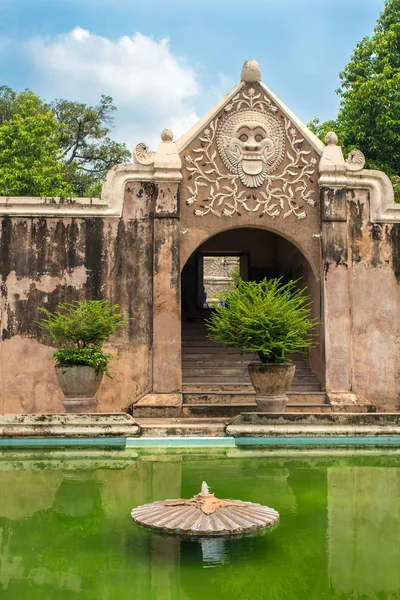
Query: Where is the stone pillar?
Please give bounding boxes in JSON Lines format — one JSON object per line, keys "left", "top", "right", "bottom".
{"left": 321, "top": 187, "right": 352, "bottom": 393}
{"left": 152, "top": 183, "right": 181, "bottom": 395}
{"left": 131, "top": 129, "right": 182, "bottom": 404}
{"left": 319, "top": 133, "right": 374, "bottom": 411}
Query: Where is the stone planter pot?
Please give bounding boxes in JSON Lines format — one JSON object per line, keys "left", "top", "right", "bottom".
{"left": 55, "top": 366, "right": 103, "bottom": 413}
{"left": 248, "top": 362, "right": 296, "bottom": 412}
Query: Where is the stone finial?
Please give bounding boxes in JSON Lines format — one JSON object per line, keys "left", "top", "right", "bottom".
{"left": 133, "top": 142, "right": 156, "bottom": 165}
{"left": 325, "top": 131, "right": 339, "bottom": 146}
{"left": 345, "top": 149, "right": 366, "bottom": 171}
{"left": 241, "top": 60, "right": 261, "bottom": 83}
{"left": 161, "top": 128, "right": 174, "bottom": 143}
{"left": 319, "top": 131, "right": 346, "bottom": 175}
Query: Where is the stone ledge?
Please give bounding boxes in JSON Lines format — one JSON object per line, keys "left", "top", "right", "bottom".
{"left": 226, "top": 413, "right": 400, "bottom": 437}
{"left": 0, "top": 413, "right": 141, "bottom": 438}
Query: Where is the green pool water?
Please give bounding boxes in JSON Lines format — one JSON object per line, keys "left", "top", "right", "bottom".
{"left": 1, "top": 449, "right": 400, "bottom": 599}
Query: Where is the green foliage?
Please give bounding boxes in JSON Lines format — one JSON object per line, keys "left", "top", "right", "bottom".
{"left": 38, "top": 300, "right": 128, "bottom": 377}
{"left": 38, "top": 300, "right": 127, "bottom": 347}
{"left": 206, "top": 276, "right": 317, "bottom": 364}
{"left": 0, "top": 90, "right": 73, "bottom": 197}
{"left": 307, "top": 117, "right": 343, "bottom": 145}
{"left": 309, "top": 0, "right": 400, "bottom": 201}
{"left": 52, "top": 346, "right": 114, "bottom": 377}
{"left": 336, "top": 0, "right": 400, "bottom": 177}
{"left": 52, "top": 95, "right": 131, "bottom": 196}
{"left": 0, "top": 87, "right": 130, "bottom": 197}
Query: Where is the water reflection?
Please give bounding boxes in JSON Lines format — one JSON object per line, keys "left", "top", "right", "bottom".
{"left": 53, "top": 471, "right": 102, "bottom": 517}
{"left": 199, "top": 538, "right": 227, "bottom": 566}
{"left": 327, "top": 465, "right": 400, "bottom": 599}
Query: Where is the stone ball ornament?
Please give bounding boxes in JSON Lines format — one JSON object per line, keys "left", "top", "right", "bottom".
{"left": 241, "top": 59, "right": 261, "bottom": 83}
{"left": 325, "top": 131, "right": 339, "bottom": 146}
{"left": 131, "top": 481, "right": 280, "bottom": 537}
{"left": 161, "top": 128, "right": 174, "bottom": 143}
{"left": 216, "top": 109, "right": 285, "bottom": 188}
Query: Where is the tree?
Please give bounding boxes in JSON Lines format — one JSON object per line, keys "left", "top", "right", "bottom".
{"left": 309, "top": 0, "right": 400, "bottom": 197}
{"left": 0, "top": 90, "right": 72, "bottom": 197}
{"left": 52, "top": 95, "right": 130, "bottom": 197}
{"left": 0, "top": 87, "right": 130, "bottom": 197}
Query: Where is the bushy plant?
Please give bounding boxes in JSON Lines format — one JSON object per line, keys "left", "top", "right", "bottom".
{"left": 206, "top": 275, "right": 317, "bottom": 364}
{"left": 38, "top": 300, "right": 127, "bottom": 377}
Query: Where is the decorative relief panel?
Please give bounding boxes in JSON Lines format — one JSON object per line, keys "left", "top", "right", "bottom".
{"left": 183, "top": 85, "right": 318, "bottom": 219}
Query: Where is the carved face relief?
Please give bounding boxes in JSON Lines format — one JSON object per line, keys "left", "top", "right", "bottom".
{"left": 217, "top": 110, "right": 285, "bottom": 188}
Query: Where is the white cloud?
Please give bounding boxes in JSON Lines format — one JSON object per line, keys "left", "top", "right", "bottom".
{"left": 25, "top": 27, "right": 200, "bottom": 149}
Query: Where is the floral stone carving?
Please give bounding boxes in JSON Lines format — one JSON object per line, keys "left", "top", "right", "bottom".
{"left": 133, "top": 142, "right": 155, "bottom": 165}
{"left": 184, "top": 86, "right": 317, "bottom": 219}
{"left": 345, "top": 149, "right": 366, "bottom": 172}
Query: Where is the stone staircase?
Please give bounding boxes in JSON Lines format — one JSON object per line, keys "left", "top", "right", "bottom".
{"left": 180, "top": 318, "right": 329, "bottom": 417}
{"left": 130, "top": 317, "right": 330, "bottom": 418}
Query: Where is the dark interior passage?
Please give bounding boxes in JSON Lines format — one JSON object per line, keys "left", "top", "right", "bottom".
{"left": 181, "top": 227, "right": 315, "bottom": 314}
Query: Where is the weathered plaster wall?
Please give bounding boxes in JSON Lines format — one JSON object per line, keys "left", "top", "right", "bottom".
{"left": 322, "top": 188, "right": 400, "bottom": 410}
{"left": 0, "top": 181, "right": 155, "bottom": 414}
{"left": 348, "top": 190, "right": 400, "bottom": 410}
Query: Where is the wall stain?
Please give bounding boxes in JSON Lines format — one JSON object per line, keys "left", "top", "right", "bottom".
{"left": 0, "top": 217, "right": 12, "bottom": 281}
{"left": 389, "top": 224, "right": 400, "bottom": 283}
{"left": 349, "top": 200, "right": 363, "bottom": 263}
{"left": 370, "top": 224, "right": 383, "bottom": 268}
{"left": 84, "top": 219, "right": 104, "bottom": 299}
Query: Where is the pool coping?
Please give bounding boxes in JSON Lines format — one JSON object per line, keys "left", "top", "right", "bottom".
{"left": 2, "top": 435, "right": 400, "bottom": 448}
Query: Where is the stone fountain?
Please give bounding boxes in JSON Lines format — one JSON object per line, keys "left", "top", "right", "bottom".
{"left": 131, "top": 482, "right": 279, "bottom": 537}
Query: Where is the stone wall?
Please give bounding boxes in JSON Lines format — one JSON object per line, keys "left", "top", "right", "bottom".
{"left": 322, "top": 188, "right": 400, "bottom": 411}
{"left": 0, "top": 182, "right": 155, "bottom": 414}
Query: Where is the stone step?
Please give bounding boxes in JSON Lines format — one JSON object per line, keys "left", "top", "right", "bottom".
{"left": 131, "top": 403, "right": 332, "bottom": 418}
{"left": 182, "top": 362, "right": 312, "bottom": 375}
{"left": 136, "top": 418, "right": 227, "bottom": 438}
{"left": 182, "top": 347, "right": 256, "bottom": 355}
{"left": 182, "top": 378, "right": 321, "bottom": 390}
{"left": 182, "top": 367, "right": 316, "bottom": 380}
{"left": 181, "top": 355, "right": 308, "bottom": 368}
{"left": 182, "top": 345, "right": 308, "bottom": 360}
{"left": 182, "top": 391, "right": 326, "bottom": 404}
{"left": 182, "top": 383, "right": 322, "bottom": 392}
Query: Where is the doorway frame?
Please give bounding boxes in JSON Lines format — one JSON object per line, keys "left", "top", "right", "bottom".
{"left": 196, "top": 252, "right": 249, "bottom": 308}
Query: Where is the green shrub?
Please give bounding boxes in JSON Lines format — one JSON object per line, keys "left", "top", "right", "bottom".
{"left": 38, "top": 300, "right": 128, "bottom": 377}
{"left": 52, "top": 346, "right": 115, "bottom": 377}
{"left": 206, "top": 275, "right": 317, "bottom": 364}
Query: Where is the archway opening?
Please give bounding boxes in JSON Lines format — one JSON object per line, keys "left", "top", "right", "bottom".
{"left": 181, "top": 227, "right": 325, "bottom": 399}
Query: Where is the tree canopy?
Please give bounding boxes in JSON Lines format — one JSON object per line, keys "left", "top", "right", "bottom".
{"left": 309, "top": 0, "right": 400, "bottom": 198}
{"left": 0, "top": 90, "right": 72, "bottom": 197}
{"left": 0, "top": 87, "right": 130, "bottom": 197}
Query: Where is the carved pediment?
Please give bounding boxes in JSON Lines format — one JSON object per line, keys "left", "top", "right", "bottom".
{"left": 180, "top": 82, "right": 319, "bottom": 220}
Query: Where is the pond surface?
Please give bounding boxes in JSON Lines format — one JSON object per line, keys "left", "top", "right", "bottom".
{"left": 1, "top": 448, "right": 400, "bottom": 599}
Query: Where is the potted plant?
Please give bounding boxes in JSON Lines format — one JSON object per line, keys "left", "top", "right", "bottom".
{"left": 206, "top": 274, "right": 317, "bottom": 412}
{"left": 38, "top": 300, "right": 127, "bottom": 413}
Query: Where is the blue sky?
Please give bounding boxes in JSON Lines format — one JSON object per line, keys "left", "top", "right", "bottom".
{"left": 0, "top": 0, "right": 386, "bottom": 149}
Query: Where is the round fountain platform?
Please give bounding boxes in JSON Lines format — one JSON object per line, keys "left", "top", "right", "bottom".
{"left": 131, "top": 482, "right": 279, "bottom": 537}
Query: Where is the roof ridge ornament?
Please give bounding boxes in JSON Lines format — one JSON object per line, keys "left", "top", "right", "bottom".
{"left": 241, "top": 59, "right": 261, "bottom": 83}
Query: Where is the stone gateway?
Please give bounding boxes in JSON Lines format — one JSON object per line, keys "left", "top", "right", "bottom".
{"left": 0, "top": 61, "right": 399, "bottom": 415}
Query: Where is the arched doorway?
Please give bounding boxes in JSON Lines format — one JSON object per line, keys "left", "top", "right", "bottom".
{"left": 181, "top": 227, "right": 325, "bottom": 413}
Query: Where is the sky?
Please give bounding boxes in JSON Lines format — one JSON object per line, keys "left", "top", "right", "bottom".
{"left": 0, "top": 0, "right": 386, "bottom": 150}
